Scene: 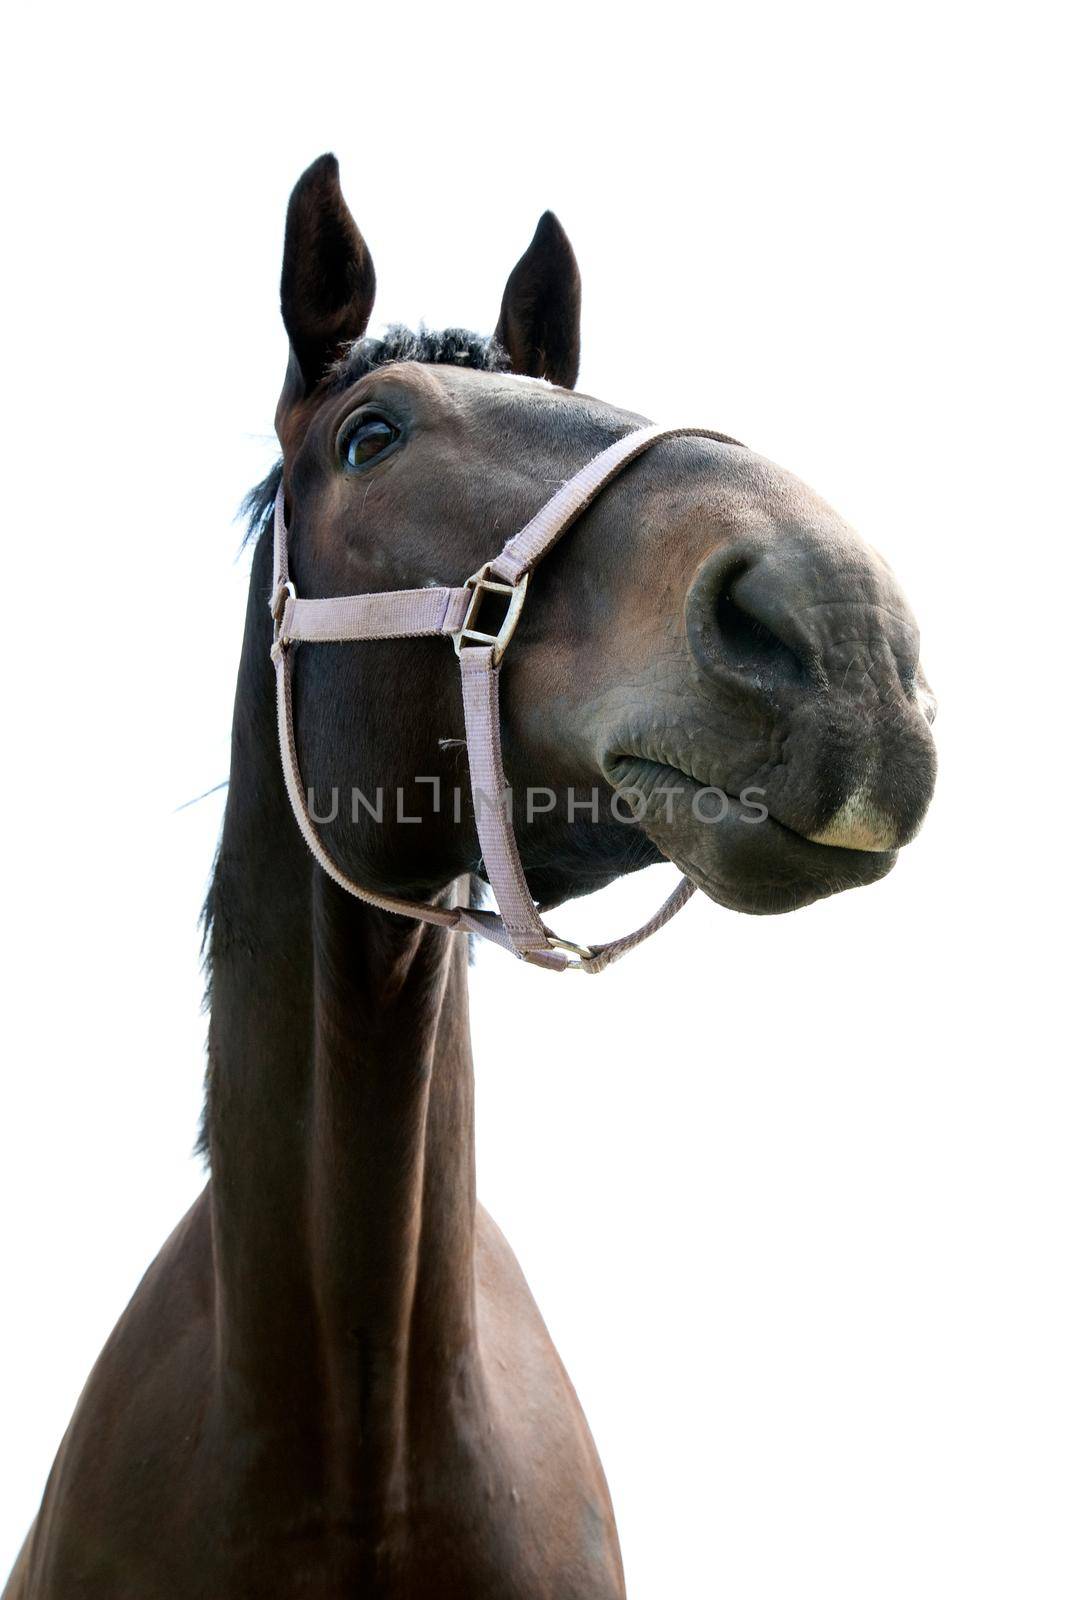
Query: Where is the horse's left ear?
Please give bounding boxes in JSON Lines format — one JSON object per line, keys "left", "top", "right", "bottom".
{"left": 495, "top": 212, "right": 581, "bottom": 388}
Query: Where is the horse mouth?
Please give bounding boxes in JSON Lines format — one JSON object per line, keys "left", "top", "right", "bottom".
{"left": 603, "top": 753, "right": 897, "bottom": 915}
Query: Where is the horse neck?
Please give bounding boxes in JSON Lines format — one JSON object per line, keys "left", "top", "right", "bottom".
{"left": 203, "top": 562, "right": 477, "bottom": 1490}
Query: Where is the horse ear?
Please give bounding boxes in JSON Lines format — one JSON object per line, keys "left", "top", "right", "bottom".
{"left": 277, "top": 153, "right": 376, "bottom": 418}
{"left": 495, "top": 212, "right": 581, "bottom": 389}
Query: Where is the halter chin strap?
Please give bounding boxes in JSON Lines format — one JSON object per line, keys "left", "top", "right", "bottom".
{"left": 270, "top": 423, "right": 727, "bottom": 972}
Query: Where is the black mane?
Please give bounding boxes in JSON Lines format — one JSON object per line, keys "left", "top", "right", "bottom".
{"left": 241, "top": 325, "right": 510, "bottom": 549}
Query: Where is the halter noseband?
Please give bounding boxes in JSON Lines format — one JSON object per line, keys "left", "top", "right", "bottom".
{"left": 270, "top": 423, "right": 724, "bottom": 973}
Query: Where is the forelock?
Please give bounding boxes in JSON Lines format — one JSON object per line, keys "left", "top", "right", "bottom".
{"left": 330, "top": 324, "right": 512, "bottom": 389}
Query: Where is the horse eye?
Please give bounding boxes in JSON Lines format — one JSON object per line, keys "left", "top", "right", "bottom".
{"left": 343, "top": 415, "right": 400, "bottom": 470}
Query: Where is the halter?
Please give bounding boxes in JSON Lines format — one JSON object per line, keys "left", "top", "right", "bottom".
{"left": 270, "top": 422, "right": 726, "bottom": 973}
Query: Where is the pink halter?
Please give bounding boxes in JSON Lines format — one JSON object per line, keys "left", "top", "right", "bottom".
{"left": 270, "top": 423, "right": 726, "bottom": 972}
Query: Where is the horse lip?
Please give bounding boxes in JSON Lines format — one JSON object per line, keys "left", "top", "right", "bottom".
{"left": 602, "top": 749, "right": 748, "bottom": 816}
{"left": 602, "top": 748, "right": 715, "bottom": 795}
{"left": 604, "top": 753, "right": 898, "bottom": 915}
{"left": 604, "top": 750, "right": 890, "bottom": 860}
{"left": 802, "top": 801, "right": 900, "bottom": 853}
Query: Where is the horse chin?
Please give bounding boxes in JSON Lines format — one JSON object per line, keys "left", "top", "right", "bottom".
{"left": 607, "top": 757, "right": 898, "bottom": 916}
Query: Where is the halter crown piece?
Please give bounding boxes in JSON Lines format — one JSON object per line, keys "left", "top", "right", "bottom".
{"left": 270, "top": 423, "right": 726, "bottom": 972}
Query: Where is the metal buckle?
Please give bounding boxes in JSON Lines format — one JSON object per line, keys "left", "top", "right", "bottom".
{"left": 269, "top": 580, "right": 296, "bottom": 661}
{"left": 547, "top": 934, "right": 594, "bottom": 968}
{"left": 270, "top": 579, "right": 296, "bottom": 621}
{"left": 453, "top": 565, "right": 529, "bottom": 665}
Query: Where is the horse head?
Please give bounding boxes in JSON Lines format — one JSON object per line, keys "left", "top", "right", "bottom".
{"left": 262, "top": 153, "right": 936, "bottom": 928}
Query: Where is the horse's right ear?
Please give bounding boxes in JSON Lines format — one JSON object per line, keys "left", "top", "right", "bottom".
{"left": 277, "top": 153, "right": 376, "bottom": 424}
{"left": 495, "top": 212, "right": 581, "bottom": 389}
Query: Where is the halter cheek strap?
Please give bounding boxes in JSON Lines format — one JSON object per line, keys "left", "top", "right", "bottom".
{"left": 270, "top": 423, "right": 726, "bottom": 973}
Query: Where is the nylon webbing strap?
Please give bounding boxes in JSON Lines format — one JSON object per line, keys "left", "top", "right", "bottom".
{"left": 277, "top": 586, "right": 470, "bottom": 648}
{"left": 459, "top": 647, "right": 550, "bottom": 953}
{"left": 270, "top": 421, "right": 728, "bottom": 972}
{"left": 491, "top": 423, "right": 732, "bottom": 583}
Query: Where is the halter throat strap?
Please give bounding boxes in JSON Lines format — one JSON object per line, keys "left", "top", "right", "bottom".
{"left": 270, "top": 423, "right": 726, "bottom": 973}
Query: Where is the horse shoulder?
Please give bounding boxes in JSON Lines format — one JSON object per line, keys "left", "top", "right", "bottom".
{"left": 15, "top": 1191, "right": 216, "bottom": 1598}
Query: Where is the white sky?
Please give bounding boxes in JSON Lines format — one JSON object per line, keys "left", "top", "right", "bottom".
{"left": 2, "top": 4, "right": 1064, "bottom": 1596}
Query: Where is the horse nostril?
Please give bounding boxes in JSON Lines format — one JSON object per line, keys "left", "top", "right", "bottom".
{"left": 685, "top": 542, "right": 813, "bottom": 698}
{"left": 713, "top": 585, "right": 805, "bottom": 682}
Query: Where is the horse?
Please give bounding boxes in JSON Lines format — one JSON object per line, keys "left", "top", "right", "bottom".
{"left": 4, "top": 152, "right": 936, "bottom": 1598}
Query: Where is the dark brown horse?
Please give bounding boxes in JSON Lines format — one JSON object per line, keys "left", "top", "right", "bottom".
{"left": 5, "top": 154, "right": 936, "bottom": 1598}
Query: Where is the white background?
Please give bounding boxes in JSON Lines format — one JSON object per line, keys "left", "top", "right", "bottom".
{"left": 2, "top": 4, "right": 1063, "bottom": 1595}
